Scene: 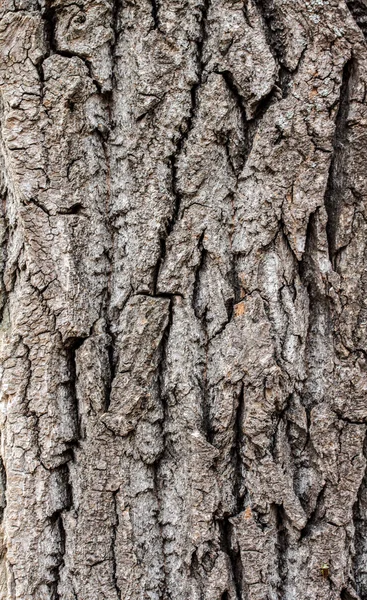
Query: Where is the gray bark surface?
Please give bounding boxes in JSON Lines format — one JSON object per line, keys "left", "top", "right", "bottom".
{"left": 0, "top": 0, "right": 367, "bottom": 598}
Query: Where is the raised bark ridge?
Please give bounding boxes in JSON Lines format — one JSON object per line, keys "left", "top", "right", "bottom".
{"left": 0, "top": 0, "right": 367, "bottom": 599}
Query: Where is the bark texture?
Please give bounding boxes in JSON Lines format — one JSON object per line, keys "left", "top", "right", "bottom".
{"left": 0, "top": 0, "right": 367, "bottom": 598}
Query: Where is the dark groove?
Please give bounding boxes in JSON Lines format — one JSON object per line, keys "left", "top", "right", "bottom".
{"left": 346, "top": 0, "right": 367, "bottom": 39}
{"left": 152, "top": 300, "right": 173, "bottom": 596}
{"left": 298, "top": 208, "right": 333, "bottom": 531}
{"left": 299, "top": 211, "right": 319, "bottom": 300}
{"left": 102, "top": 0, "right": 121, "bottom": 420}
{"left": 298, "top": 209, "right": 333, "bottom": 363}
{"left": 252, "top": 0, "right": 287, "bottom": 65}
{"left": 192, "top": 230, "right": 207, "bottom": 320}
{"left": 52, "top": 514, "right": 65, "bottom": 600}
{"left": 58, "top": 203, "right": 83, "bottom": 216}
{"left": 170, "top": 0, "right": 210, "bottom": 227}
{"left": 105, "top": 323, "right": 117, "bottom": 411}
{"left": 219, "top": 519, "right": 242, "bottom": 600}
{"left": 276, "top": 504, "right": 288, "bottom": 597}
{"left": 152, "top": 236, "right": 167, "bottom": 295}
{"left": 233, "top": 383, "right": 244, "bottom": 512}
{"left": 219, "top": 70, "right": 281, "bottom": 323}
{"left": 50, "top": 464, "right": 72, "bottom": 600}
{"left": 251, "top": 0, "right": 307, "bottom": 99}
{"left": 189, "top": 548, "right": 200, "bottom": 579}
{"left": 299, "top": 484, "right": 326, "bottom": 540}
{"left": 341, "top": 587, "right": 360, "bottom": 600}
{"left": 42, "top": 1, "right": 57, "bottom": 55}
{"left": 108, "top": 0, "right": 123, "bottom": 123}
{"left": 324, "top": 58, "right": 353, "bottom": 263}
{"left": 112, "top": 0, "right": 122, "bottom": 48}
{"left": 190, "top": 234, "right": 213, "bottom": 443}
{"left": 0, "top": 185, "right": 9, "bottom": 321}
{"left": 152, "top": 0, "right": 210, "bottom": 290}
{"left": 150, "top": 0, "right": 160, "bottom": 29}
{"left": 0, "top": 455, "right": 6, "bottom": 522}
{"left": 353, "top": 429, "right": 367, "bottom": 599}
{"left": 219, "top": 69, "right": 281, "bottom": 169}
{"left": 26, "top": 197, "right": 50, "bottom": 216}
{"left": 42, "top": 3, "right": 104, "bottom": 94}
{"left": 156, "top": 298, "right": 172, "bottom": 446}
{"left": 219, "top": 71, "right": 251, "bottom": 167}
{"left": 111, "top": 491, "right": 122, "bottom": 600}
{"left": 65, "top": 337, "right": 85, "bottom": 441}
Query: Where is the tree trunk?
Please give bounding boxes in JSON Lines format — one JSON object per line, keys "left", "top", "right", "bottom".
{"left": 0, "top": 0, "right": 367, "bottom": 598}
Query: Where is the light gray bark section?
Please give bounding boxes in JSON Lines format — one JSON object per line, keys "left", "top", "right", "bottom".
{"left": 0, "top": 0, "right": 367, "bottom": 599}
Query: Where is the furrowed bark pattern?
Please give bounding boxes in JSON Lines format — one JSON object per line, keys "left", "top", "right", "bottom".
{"left": 0, "top": 0, "right": 367, "bottom": 599}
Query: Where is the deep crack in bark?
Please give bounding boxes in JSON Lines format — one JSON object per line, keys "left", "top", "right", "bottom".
{"left": 325, "top": 58, "right": 354, "bottom": 264}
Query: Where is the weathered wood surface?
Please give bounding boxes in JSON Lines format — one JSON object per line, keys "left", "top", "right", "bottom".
{"left": 1, "top": 0, "right": 367, "bottom": 598}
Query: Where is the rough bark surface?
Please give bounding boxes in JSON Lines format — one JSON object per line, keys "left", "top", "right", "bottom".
{"left": 0, "top": 0, "right": 367, "bottom": 598}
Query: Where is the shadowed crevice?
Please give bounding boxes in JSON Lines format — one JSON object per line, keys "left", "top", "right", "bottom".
{"left": 252, "top": 0, "right": 287, "bottom": 64}
{"left": 353, "top": 430, "right": 367, "bottom": 599}
{"left": 276, "top": 504, "right": 288, "bottom": 598}
{"left": 299, "top": 484, "right": 327, "bottom": 541}
{"left": 150, "top": 299, "right": 173, "bottom": 595}
{"left": 111, "top": 490, "right": 122, "bottom": 600}
{"left": 150, "top": 0, "right": 160, "bottom": 30}
{"left": 324, "top": 58, "right": 354, "bottom": 263}
{"left": 219, "top": 69, "right": 279, "bottom": 167}
{"left": 219, "top": 519, "right": 242, "bottom": 600}
{"left": 233, "top": 383, "right": 244, "bottom": 511}
{"left": 346, "top": 0, "right": 367, "bottom": 39}
{"left": 0, "top": 456, "right": 6, "bottom": 523}
{"left": 104, "top": 323, "right": 117, "bottom": 412}
{"left": 49, "top": 463, "right": 73, "bottom": 600}
{"left": 64, "top": 336, "right": 86, "bottom": 442}
{"left": 152, "top": 0, "right": 211, "bottom": 291}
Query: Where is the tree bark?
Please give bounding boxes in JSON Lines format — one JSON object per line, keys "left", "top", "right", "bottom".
{"left": 0, "top": 0, "right": 367, "bottom": 598}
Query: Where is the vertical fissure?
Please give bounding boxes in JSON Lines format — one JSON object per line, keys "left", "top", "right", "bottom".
{"left": 233, "top": 383, "right": 244, "bottom": 512}
{"left": 252, "top": 0, "right": 307, "bottom": 99}
{"left": 275, "top": 504, "right": 288, "bottom": 598}
{"left": 252, "top": 0, "right": 287, "bottom": 65}
{"left": 51, "top": 513, "right": 65, "bottom": 600}
{"left": 219, "top": 71, "right": 252, "bottom": 168}
{"left": 219, "top": 519, "right": 242, "bottom": 600}
{"left": 111, "top": 490, "right": 122, "bottom": 600}
{"left": 192, "top": 231, "right": 207, "bottom": 321}
{"left": 65, "top": 337, "right": 85, "bottom": 443}
{"left": 152, "top": 299, "right": 174, "bottom": 598}
{"left": 42, "top": 1, "right": 57, "bottom": 56}
{"left": 219, "top": 70, "right": 280, "bottom": 168}
{"left": 299, "top": 209, "right": 332, "bottom": 410}
{"left": 346, "top": 0, "right": 367, "bottom": 39}
{"left": 0, "top": 455, "right": 6, "bottom": 523}
{"left": 298, "top": 209, "right": 334, "bottom": 535}
{"left": 352, "top": 428, "right": 367, "bottom": 598}
{"left": 216, "top": 383, "right": 245, "bottom": 600}
{"left": 299, "top": 484, "right": 327, "bottom": 540}
{"left": 167, "top": 0, "right": 210, "bottom": 232}
{"left": 150, "top": 0, "right": 160, "bottom": 29}
{"left": 324, "top": 58, "right": 354, "bottom": 264}
{"left": 47, "top": 337, "right": 85, "bottom": 598}
{"left": 219, "top": 71, "right": 280, "bottom": 324}
{"left": 102, "top": 0, "right": 122, "bottom": 410}
{"left": 50, "top": 463, "right": 73, "bottom": 600}
{"left": 154, "top": 0, "right": 210, "bottom": 289}
{"left": 105, "top": 327, "right": 117, "bottom": 412}
{"left": 191, "top": 235, "right": 212, "bottom": 442}
{"left": 0, "top": 183, "right": 8, "bottom": 322}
